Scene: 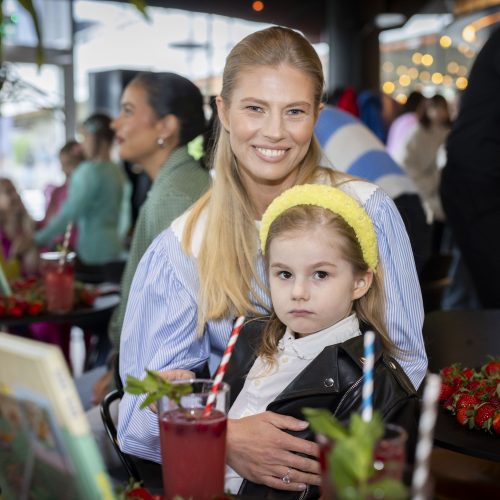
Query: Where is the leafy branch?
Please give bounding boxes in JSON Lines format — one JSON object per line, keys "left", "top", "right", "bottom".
{"left": 125, "top": 369, "right": 192, "bottom": 410}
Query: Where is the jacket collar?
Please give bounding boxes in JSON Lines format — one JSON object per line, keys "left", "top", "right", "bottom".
{"left": 223, "top": 318, "right": 385, "bottom": 407}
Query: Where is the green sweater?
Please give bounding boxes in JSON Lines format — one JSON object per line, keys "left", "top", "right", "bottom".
{"left": 108, "top": 146, "right": 210, "bottom": 349}
{"left": 35, "top": 160, "right": 129, "bottom": 264}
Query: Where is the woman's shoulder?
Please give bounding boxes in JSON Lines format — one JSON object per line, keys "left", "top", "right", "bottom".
{"left": 315, "top": 169, "right": 382, "bottom": 206}
{"left": 170, "top": 204, "right": 209, "bottom": 258}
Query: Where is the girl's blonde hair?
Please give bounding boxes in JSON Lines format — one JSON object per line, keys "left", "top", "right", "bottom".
{"left": 258, "top": 205, "right": 391, "bottom": 365}
{"left": 182, "top": 26, "right": 340, "bottom": 331}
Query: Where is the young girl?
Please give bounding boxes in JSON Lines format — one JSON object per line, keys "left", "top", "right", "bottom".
{"left": 222, "top": 184, "right": 419, "bottom": 498}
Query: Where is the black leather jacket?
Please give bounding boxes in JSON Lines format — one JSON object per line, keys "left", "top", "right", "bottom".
{"left": 223, "top": 318, "right": 420, "bottom": 500}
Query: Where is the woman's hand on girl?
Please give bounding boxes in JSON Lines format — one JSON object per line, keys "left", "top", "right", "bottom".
{"left": 226, "top": 411, "right": 321, "bottom": 491}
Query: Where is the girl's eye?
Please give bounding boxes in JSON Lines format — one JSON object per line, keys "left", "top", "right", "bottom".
{"left": 277, "top": 271, "right": 292, "bottom": 280}
{"left": 314, "top": 271, "right": 328, "bottom": 280}
{"left": 288, "top": 108, "right": 305, "bottom": 116}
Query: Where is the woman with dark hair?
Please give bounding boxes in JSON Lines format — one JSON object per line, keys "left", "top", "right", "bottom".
{"left": 34, "top": 112, "right": 128, "bottom": 264}
{"left": 86, "top": 72, "right": 210, "bottom": 409}
{"left": 386, "top": 90, "right": 426, "bottom": 163}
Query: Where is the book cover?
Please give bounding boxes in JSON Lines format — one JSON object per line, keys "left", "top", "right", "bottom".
{"left": 0, "top": 332, "right": 116, "bottom": 500}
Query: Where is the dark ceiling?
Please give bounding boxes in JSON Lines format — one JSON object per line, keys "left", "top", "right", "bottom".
{"left": 110, "top": 1, "right": 451, "bottom": 42}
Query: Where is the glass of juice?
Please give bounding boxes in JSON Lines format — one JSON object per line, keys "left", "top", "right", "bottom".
{"left": 373, "top": 423, "right": 407, "bottom": 481}
{"left": 40, "top": 251, "right": 76, "bottom": 314}
{"left": 158, "top": 379, "right": 230, "bottom": 500}
{"left": 317, "top": 422, "right": 408, "bottom": 497}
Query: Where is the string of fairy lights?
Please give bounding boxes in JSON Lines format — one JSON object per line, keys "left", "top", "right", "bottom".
{"left": 380, "top": 31, "right": 476, "bottom": 104}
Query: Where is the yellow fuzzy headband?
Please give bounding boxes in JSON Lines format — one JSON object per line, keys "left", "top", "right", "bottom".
{"left": 259, "top": 184, "right": 378, "bottom": 271}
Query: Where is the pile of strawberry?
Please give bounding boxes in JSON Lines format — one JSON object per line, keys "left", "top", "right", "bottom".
{"left": 0, "top": 276, "right": 97, "bottom": 318}
{"left": 439, "top": 359, "right": 500, "bottom": 434}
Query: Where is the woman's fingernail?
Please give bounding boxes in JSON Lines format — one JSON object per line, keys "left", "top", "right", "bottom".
{"left": 297, "top": 484, "right": 306, "bottom": 490}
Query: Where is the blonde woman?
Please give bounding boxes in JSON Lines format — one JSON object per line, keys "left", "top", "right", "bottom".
{"left": 119, "top": 26, "right": 426, "bottom": 493}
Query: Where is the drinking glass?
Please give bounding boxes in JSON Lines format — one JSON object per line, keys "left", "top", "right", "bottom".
{"left": 318, "top": 422, "right": 408, "bottom": 498}
{"left": 40, "top": 251, "right": 76, "bottom": 314}
{"left": 158, "top": 379, "right": 230, "bottom": 500}
{"left": 373, "top": 423, "right": 407, "bottom": 481}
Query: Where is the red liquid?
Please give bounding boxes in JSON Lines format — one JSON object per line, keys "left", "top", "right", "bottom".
{"left": 374, "top": 437, "right": 406, "bottom": 481}
{"left": 160, "top": 408, "right": 227, "bottom": 500}
{"left": 44, "top": 265, "right": 74, "bottom": 314}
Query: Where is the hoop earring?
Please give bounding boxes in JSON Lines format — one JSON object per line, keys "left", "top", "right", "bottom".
{"left": 157, "top": 137, "right": 166, "bottom": 147}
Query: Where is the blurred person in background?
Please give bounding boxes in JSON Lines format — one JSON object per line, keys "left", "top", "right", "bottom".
{"left": 386, "top": 91, "right": 426, "bottom": 164}
{"left": 440, "top": 26, "right": 500, "bottom": 308}
{"left": 399, "top": 94, "right": 452, "bottom": 254}
{"left": 32, "top": 113, "right": 129, "bottom": 265}
{"left": 0, "top": 178, "right": 38, "bottom": 279}
{"left": 38, "top": 140, "right": 85, "bottom": 250}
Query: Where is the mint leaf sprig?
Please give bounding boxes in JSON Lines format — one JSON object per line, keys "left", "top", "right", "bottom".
{"left": 125, "top": 369, "right": 193, "bottom": 409}
{"left": 303, "top": 408, "right": 407, "bottom": 500}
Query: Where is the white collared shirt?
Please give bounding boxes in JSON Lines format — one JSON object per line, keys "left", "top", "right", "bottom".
{"left": 225, "top": 314, "right": 361, "bottom": 493}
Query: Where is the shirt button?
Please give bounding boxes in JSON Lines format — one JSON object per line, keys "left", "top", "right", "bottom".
{"left": 242, "top": 409, "right": 252, "bottom": 417}
{"left": 324, "top": 378, "right": 334, "bottom": 387}
{"left": 281, "top": 356, "right": 289, "bottom": 364}
{"left": 253, "top": 379, "right": 261, "bottom": 387}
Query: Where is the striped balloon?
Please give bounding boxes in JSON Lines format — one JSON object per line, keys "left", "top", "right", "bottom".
{"left": 361, "top": 331, "right": 375, "bottom": 422}
{"left": 203, "top": 316, "right": 245, "bottom": 417}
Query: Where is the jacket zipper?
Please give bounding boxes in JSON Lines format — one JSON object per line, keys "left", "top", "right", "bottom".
{"left": 333, "top": 375, "right": 363, "bottom": 417}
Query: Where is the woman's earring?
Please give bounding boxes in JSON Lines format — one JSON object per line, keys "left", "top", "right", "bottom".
{"left": 157, "top": 137, "right": 166, "bottom": 147}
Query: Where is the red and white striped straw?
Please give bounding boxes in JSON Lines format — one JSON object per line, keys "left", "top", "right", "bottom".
{"left": 203, "top": 315, "right": 245, "bottom": 417}
{"left": 58, "top": 222, "right": 73, "bottom": 270}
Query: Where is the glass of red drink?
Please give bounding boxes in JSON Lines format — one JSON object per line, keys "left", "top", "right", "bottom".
{"left": 317, "top": 422, "right": 408, "bottom": 497}
{"left": 158, "top": 379, "right": 230, "bottom": 500}
{"left": 373, "top": 423, "right": 407, "bottom": 481}
{"left": 40, "top": 251, "right": 76, "bottom": 314}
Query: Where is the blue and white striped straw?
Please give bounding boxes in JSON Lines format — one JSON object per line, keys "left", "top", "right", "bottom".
{"left": 361, "top": 330, "right": 375, "bottom": 422}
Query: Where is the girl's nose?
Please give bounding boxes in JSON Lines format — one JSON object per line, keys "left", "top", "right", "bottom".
{"left": 291, "top": 278, "right": 309, "bottom": 301}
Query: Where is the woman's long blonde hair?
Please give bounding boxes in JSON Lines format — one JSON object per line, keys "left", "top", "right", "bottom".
{"left": 182, "top": 26, "right": 338, "bottom": 331}
{"left": 258, "top": 205, "right": 391, "bottom": 365}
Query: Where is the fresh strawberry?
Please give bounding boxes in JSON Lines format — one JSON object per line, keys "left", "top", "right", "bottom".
{"left": 492, "top": 413, "right": 500, "bottom": 434}
{"left": 441, "top": 365, "right": 460, "bottom": 379}
{"left": 126, "top": 486, "right": 154, "bottom": 499}
{"left": 27, "top": 300, "right": 43, "bottom": 316}
{"left": 456, "top": 393, "right": 479, "bottom": 410}
{"left": 485, "top": 361, "right": 500, "bottom": 377}
{"left": 439, "top": 382, "right": 455, "bottom": 402}
{"left": 474, "top": 403, "right": 496, "bottom": 429}
{"left": 461, "top": 367, "right": 475, "bottom": 380}
{"left": 456, "top": 408, "right": 470, "bottom": 426}
{"left": 7, "top": 304, "right": 23, "bottom": 317}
